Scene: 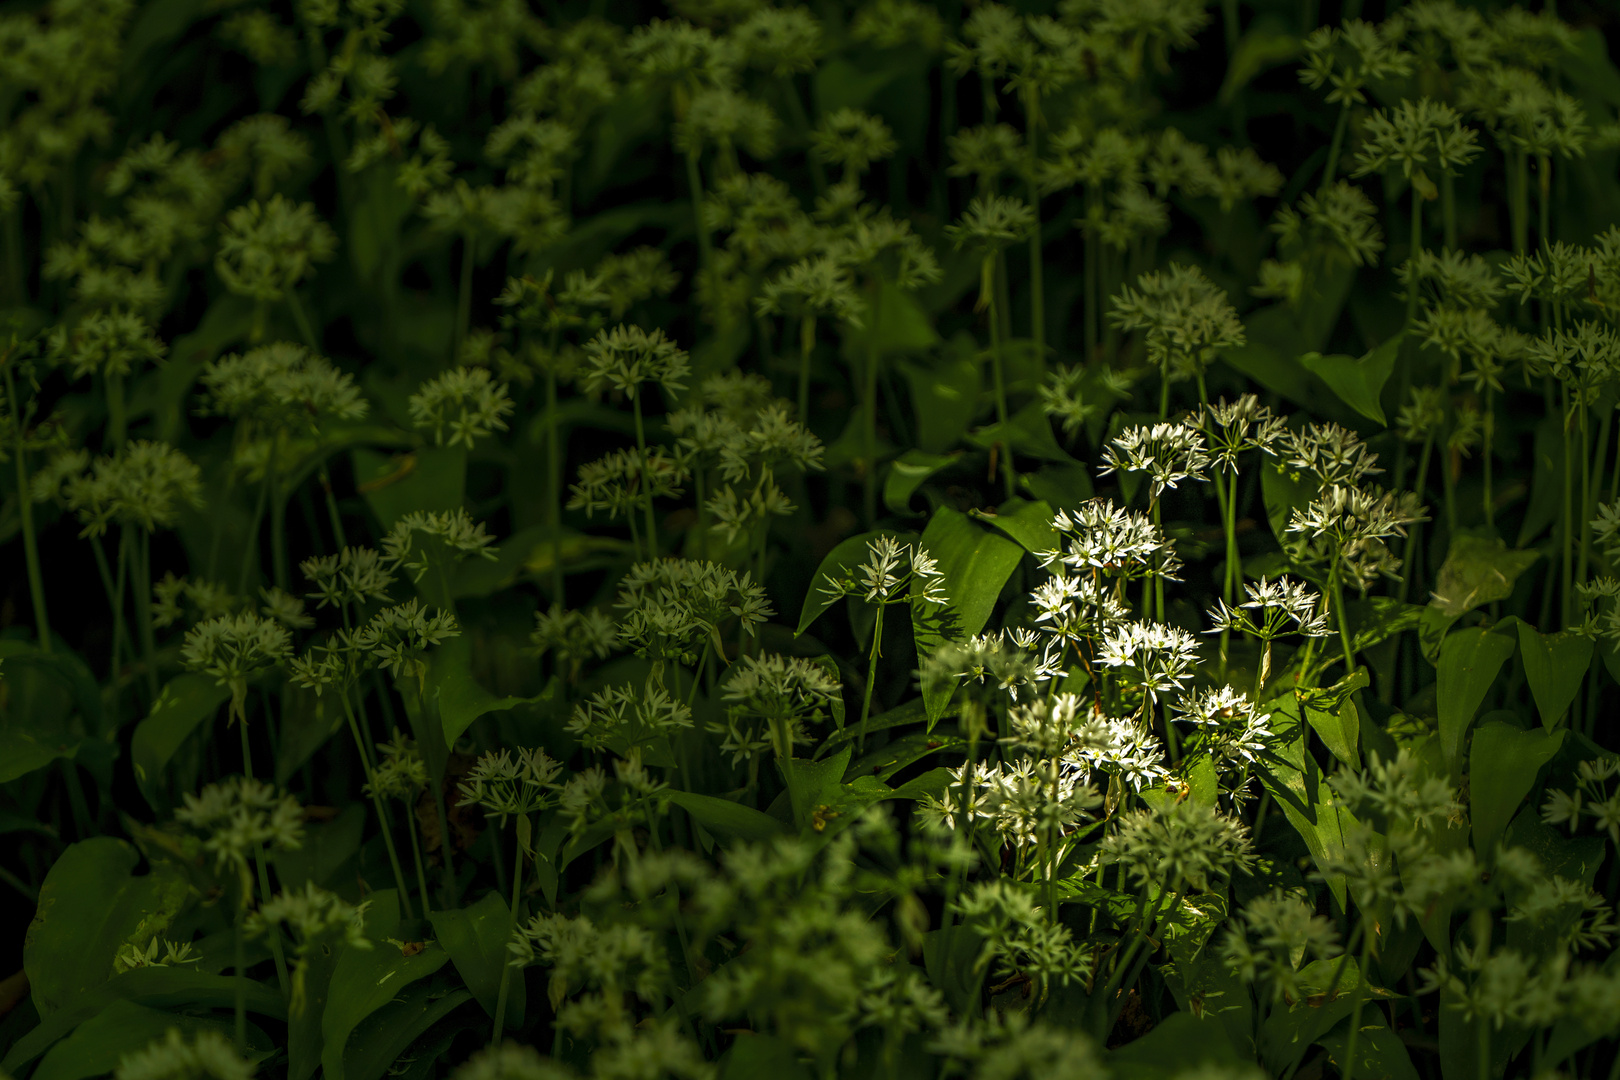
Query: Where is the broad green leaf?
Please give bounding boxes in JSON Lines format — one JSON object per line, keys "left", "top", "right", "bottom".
{"left": 2, "top": 969, "right": 283, "bottom": 1074}
{"left": 859, "top": 277, "right": 940, "bottom": 356}
{"left": 1316, "top": 1013, "right": 1421, "bottom": 1080}
{"left": 1254, "top": 695, "right": 1364, "bottom": 910}
{"left": 321, "top": 891, "right": 450, "bottom": 1080}
{"left": 1346, "top": 597, "right": 1425, "bottom": 653}
{"left": 922, "top": 926, "right": 985, "bottom": 1017}
{"left": 1470, "top": 722, "right": 1564, "bottom": 855}
{"left": 817, "top": 697, "right": 926, "bottom": 755}
{"left": 1515, "top": 623, "right": 1593, "bottom": 728}
{"left": 665, "top": 790, "right": 787, "bottom": 844}
{"left": 1218, "top": 17, "right": 1302, "bottom": 103}
{"left": 900, "top": 337, "right": 981, "bottom": 454}
{"left": 918, "top": 505, "right": 1022, "bottom": 638}
{"left": 430, "top": 890, "right": 524, "bottom": 1027}
{"left": 971, "top": 496, "right": 1059, "bottom": 555}
{"left": 275, "top": 804, "right": 365, "bottom": 891}
{"left": 884, "top": 449, "right": 959, "bottom": 516}
{"left": 341, "top": 984, "right": 474, "bottom": 1080}
{"left": 130, "top": 675, "right": 230, "bottom": 812}
{"left": 1261, "top": 460, "right": 1319, "bottom": 545}
{"left": 782, "top": 745, "right": 853, "bottom": 833}
{"left": 351, "top": 446, "right": 466, "bottom": 530}
{"left": 913, "top": 507, "right": 1024, "bottom": 727}
{"left": 796, "top": 530, "right": 912, "bottom": 636}
{"left": 1436, "top": 625, "right": 1517, "bottom": 780}
{"left": 31, "top": 1000, "right": 259, "bottom": 1080}
{"left": 1503, "top": 808, "right": 1607, "bottom": 889}
{"left": 0, "top": 640, "right": 103, "bottom": 739}
{"left": 1516, "top": 416, "right": 1564, "bottom": 547}
{"left": 24, "top": 839, "right": 191, "bottom": 1017}
{"left": 847, "top": 730, "right": 965, "bottom": 783}
{"left": 1258, "top": 957, "right": 1391, "bottom": 1073}
{"left": 275, "top": 682, "right": 344, "bottom": 786}
{"left": 0, "top": 717, "right": 81, "bottom": 786}
{"left": 1160, "top": 931, "right": 1255, "bottom": 1059}
{"left": 1299, "top": 333, "right": 1400, "bottom": 426}
{"left": 1429, "top": 533, "right": 1540, "bottom": 618}
{"left": 429, "top": 634, "right": 531, "bottom": 745}
{"left": 719, "top": 1033, "right": 814, "bottom": 1080}
{"left": 1299, "top": 670, "right": 1368, "bottom": 769}
{"left": 968, "top": 399, "right": 1072, "bottom": 463}
{"left": 1021, "top": 460, "right": 1095, "bottom": 510}
{"left": 1111, "top": 1010, "right": 1244, "bottom": 1078}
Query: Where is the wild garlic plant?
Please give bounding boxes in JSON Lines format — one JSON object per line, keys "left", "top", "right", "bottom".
{"left": 11, "top": 0, "right": 1620, "bottom": 1077}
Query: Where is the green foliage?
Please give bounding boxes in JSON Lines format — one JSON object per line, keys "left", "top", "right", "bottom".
{"left": 3, "top": 0, "right": 1620, "bottom": 1077}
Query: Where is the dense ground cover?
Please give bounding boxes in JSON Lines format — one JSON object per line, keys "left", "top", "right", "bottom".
{"left": 3, "top": 0, "right": 1620, "bottom": 1076}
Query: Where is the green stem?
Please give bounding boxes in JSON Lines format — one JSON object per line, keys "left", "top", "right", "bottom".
{"left": 238, "top": 716, "right": 291, "bottom": 993}
{"left": 631, "top": 391, "right": 659, "bottom": 561}
{"left": 234, "top": 901, "right": 248, "bottom": 1053}
{"left": 797, "top": 314, "right": 815, "bottom": 427}
{"left": 545, "top": 357, "right": 564, "bottom": 604}
{"left": 239, "top": 468, "right": 272, "bottom": 595}
{"left": 684, "top": 150, "right": 714, "bottom": 275}
{"left": 455, "top": 232, "right": 475, "bottom": 364}
{"left": 858, "top": 604, "right": 886, "bottom": 753}
{"left": 1024, "top": 85, "right": 1045, "bottom": 377}
{"left": 1341, "top": 931, "right": 1375, "bottom": 1080}
{"left": 3, "top": 363, "right": 50, "bottom": 651}
{"left": 286, "top": 289, "right": 321, "bottom": 353}
{"left": 134, "top": 528, "right": 158, "bottom": 701}
{"left": 1323, "top": 101, "right": 1351, "bottom": 189}
{"left": 491, "top": 823, "right": 524, "bottom": 1042}
{"left": 1398, "top": 437, "right": 1433, "bottom": 605}
{"left": 985, "top": 256, "right": 1014, "bottom": 501}
{"left": 105, "top": 371, "right": 126, "bottom": 449}
{"left": 1084, "top": 185, "right": 1100, "bottom": 361}
{"left": 344, "top": 696, "right": 413, "bottom": 918}
{"left": 404, "top": 793, "right": 432, "bottom": 918}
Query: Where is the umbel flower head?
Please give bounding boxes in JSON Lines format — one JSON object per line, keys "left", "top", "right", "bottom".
{"left": 458, "top": 747, "right": 563, "bottom": 826}
{"left": 819, "top": 535, "right": 949, "bottom": 607}
{"left": 352, "top": 598, "right": 460, "bottom": 686}
{"left": 300, "top": 545, "right": 396, "bottom": 609}
{"left": 214, "top": 195, "right": 337, "bottom": 301}
{"left": 450, "top": 1043, "right": 572, "bottom": 1080}
{"left": 198, "top": 343, "right": 367, "bottom": 432}
{"left": 580, "top": 324, "right": 691, "bottom": 396}
{"left": 175, "top": 776, "right": 304, "bottom": 894}
{"left": 380, "top": 508, "right": 498, "bottom": 582}
{"left": 44, "top": 308, "right": 166, "bottom": 380}
{"left": 408, "top": 366, "right": 514, "bottom": 448}
{"left": 1109, "top": 263, "right": 1245, "bottom": 380}
{"left": 246, "top": 882, "right": 371, "bottom": 1015}
{"left": 364, "top": 734, "right": 429, "bottom": 801}
{"left": 181, "top": 611, "right": 292, "bottom": 723}
{"left": 114, "top": 1028, "right": 253, "bottom": 1080}
{"left": 38, "top": 440, "right": 204, "bottom": 538}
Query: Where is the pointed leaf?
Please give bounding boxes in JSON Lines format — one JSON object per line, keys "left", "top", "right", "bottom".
{"left": 321, "top": 891, "right": 449, "bottom": 1080}
{"left": 24, "top": 839, "right": 191, "bottom": 1017}
{"left": 1429, "top": 534, "right": 1540, "bottom": 618}
{"left": 428, "top": 634, "right": 530, "bottom": 745}
{"left": 1515, "top": 623, "right": 1593, "bottom": 728}
{"left": 781, "top": 745, "right": 853, "bottom": 833}
{"left": 430, "top": 890, "right": 523, "bottom": 1027}
{"left": 1437, "top": 625, "right": 1517, "bottom": 781}
{"left": 665, "top": 790, "right": 788, "bottom": 844}
{"left": 1470, "top": 722, "right": 1565, "bottom": 855}
{"left": 1300, "top": 333, "right": 1400, "bottom": 426}
{"left": 913, "top": 506, "right": 1023, "bottom": 727}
